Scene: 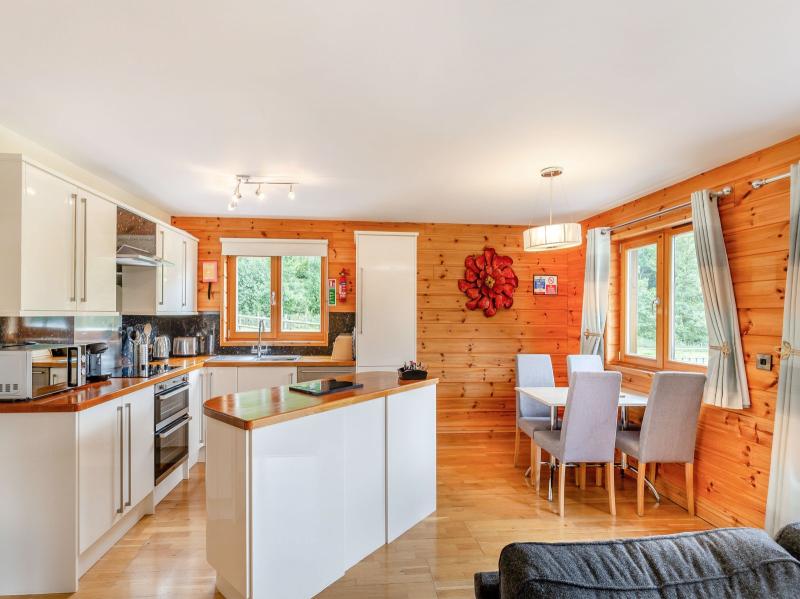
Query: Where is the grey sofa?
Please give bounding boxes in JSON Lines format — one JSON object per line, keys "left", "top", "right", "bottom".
{"left": 474, "top": 523, "right": 800, "bottom": 598}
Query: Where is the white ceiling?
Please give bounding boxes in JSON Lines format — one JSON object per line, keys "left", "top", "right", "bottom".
{"left": 1, "top": 1, "right": 799, "bottom": 224}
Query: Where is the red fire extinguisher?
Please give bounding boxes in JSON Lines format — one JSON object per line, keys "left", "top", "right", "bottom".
{"left": 338, "top": 269, "right": 349, "bottom": 302}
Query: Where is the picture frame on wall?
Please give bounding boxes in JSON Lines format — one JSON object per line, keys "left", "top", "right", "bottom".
{"left": 533, "top": 274, "right": 558, "bottom": 295}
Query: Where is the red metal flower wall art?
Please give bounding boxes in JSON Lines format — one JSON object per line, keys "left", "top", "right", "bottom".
{"left": 457, "top": 248, "right": 519, "bottom": 317}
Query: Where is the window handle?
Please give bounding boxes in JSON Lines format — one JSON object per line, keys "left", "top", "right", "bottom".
{"left": 271, "top": 290, "right": 276, "bottom": 306}
{"left": 651, "top": 297, "right": 661, "bottom": 309}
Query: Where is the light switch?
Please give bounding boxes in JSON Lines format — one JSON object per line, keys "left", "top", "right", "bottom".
{"left": 756, "top": 353, "right": 772, "bottom": 371}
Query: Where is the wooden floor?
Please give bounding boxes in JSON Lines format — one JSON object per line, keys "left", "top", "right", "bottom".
{"left": 21, "top": 434, "right": 711, "bottom": 599}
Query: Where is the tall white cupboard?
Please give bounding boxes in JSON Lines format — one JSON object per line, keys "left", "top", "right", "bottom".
{"left": 354, "top": 231, "right": 417, "bottom": 372}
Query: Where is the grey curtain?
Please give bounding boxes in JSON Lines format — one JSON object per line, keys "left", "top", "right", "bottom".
{"left": 766, "top": 163, "right": 800, "bottom": 534}
{"left": 691, "top": 190, "right": 750, "bottom": 409}
{"left": 579, "top": 228, "right": 610, "bottom": 358}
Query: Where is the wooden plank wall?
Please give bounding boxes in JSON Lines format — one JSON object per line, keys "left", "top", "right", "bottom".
{"left": 582, "top": 134, "right": 800, "bottom": 528}
{"left": 172, "top": 216, "right": 583, "bottom": 435}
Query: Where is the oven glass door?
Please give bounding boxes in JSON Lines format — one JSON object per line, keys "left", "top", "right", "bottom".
{"left": 155, "top": 415, "right": 190, "bottom": 484}
{"left": 155, "top": 384, "right": 189, "bottom": 429}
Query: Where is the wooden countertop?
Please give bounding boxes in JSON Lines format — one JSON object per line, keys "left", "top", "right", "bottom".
{"left": 204, "top": 356, "right": 355, "bottom": 367}
{"left": 0, "top": 357, "right": 206, "bottom": 413}
{"left": 204, "top": 371, "right": 438, "bottom": 430}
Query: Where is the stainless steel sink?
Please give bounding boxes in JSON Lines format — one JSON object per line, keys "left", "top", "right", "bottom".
{"left": 206, "top": 355, "right": 301, "bottom": 362}
{"left": 254, "top": 355, "right": 301, "bottom": 362}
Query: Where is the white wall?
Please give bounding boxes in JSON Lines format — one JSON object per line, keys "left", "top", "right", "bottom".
{"left": 0, "top": 123, "right": 169, "bottom": 222}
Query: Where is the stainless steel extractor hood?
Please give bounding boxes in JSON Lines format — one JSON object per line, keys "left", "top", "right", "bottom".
{"left": 116, "top": 207, "right": 173, "bottom": 267}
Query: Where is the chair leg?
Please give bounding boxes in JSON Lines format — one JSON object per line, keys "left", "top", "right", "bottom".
{"left": 606, "top": 462, "right": 616, "bottom": 516}
{"left": 636, "top": 463, "right": 646, "bottom": 516}
{"left": 685, "top": 463, "right": 695, "bottom": 517}
{"left": 648, "top": 463, "right": 657, "bottom": 483}
{"left": 595, "top": 466, "right": 603, "bottom": 488}
{"left": 579, "top": 464, "right": 587, "bottom": 490}
{"left": 532, "top": 442, "right": 542, "bottom": 494}
{"left": 514, "top": 426, "right": 521, "bottom": 467}
{"left": 558, "top": 462, "right": 566, "bottom": 518}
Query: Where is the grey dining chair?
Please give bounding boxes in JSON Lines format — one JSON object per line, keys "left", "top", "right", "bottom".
{"left": 532, "top": 371, "right": 622, "bottom": 518}
{"left": 566, "top": 354, "right": 603, "bottom": 384}
{"left": 514, "top": 354, "right": 555, "bottom": 468}
{"left": 615, "top": 371, "right": 706, "bottom": 517}
{"left": 566, "top": 353, "right": 605, "bottom": 486}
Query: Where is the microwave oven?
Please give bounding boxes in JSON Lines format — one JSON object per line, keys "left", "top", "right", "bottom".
{"left": 0, "top": 343, "right": 86, "bottom": 401}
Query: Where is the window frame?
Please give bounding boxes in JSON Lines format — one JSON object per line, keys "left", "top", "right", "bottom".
{"left": 223, "top": 254, "right": 328, "bottom": 346}
{"left": 619, "top": 224, "right": 706, "bottom": 373}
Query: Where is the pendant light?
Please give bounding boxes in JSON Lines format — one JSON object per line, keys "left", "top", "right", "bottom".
{"left": 522, "top": 166, "right": 582, "bottom": 252}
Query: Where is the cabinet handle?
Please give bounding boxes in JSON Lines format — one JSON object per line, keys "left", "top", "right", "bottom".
{"left": 198, "top": 373, "right": 205, "bottom": 444}
{"left": 125, "top": 403, "right": 132, "bottom": 508}
{"left": 289, "top": 372, "right": 294, "bottom": 384}
{"left": 183, "top": 240, "right": 187, "bottom": 307}
{"left": 81, "top": 197, "right": 88, "bottom": 303}
{"left": 359, "top": 267, "right": 364, "bottom": 334}
{"left": 117, "top": 405, "right": 124, "bottom": 514}
{"left": 159, "top": 231, "right": 165, "bottom": 306}
{"left": 70, "top": 193, "right": 78, "bottom": 302}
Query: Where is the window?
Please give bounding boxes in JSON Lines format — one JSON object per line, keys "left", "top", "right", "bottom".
{"left": 225, "top": 254, "right": 326, "bottom": 344}
{"left": 620, "top": 225, "right": 708, "bottom": 369}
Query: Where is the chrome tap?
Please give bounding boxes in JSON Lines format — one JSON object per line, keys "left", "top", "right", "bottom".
{"left": 254, "top": 317, "right": 265, "bottom": 358}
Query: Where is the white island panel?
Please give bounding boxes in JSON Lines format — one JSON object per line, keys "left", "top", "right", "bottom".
{"left": 387, "top": 385, "right": 437, "bottom": 542}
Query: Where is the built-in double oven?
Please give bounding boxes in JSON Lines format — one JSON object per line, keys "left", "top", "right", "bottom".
{"left": 154, "top": 373, "right": 190, "bottom": 484}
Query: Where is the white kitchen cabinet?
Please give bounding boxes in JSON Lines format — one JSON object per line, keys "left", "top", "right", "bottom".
{"left": 0, "top": 155, "right": 117, "bottom": 315}
{"left": 355, "top": 231, "right": 417, "bottom": 370}
{"left": 182, "top": 236, "right": 198, "bottom": 312}
{"left": 78, "top": 389, "right": 153, "bottom": 554}
{"left": 77, "top": 189, "right": 117, "bottom": 312}
{"left": 124, "top": 388, "right": 155, "bottom": 509}
{"left": 236, "top": 366, "right": 296, "bottom": 393}
{"left": 121, "top": 225, "right": 198, "bottom": 315}
{"left": 188, "top": 369, "right": 204, "bottom": 464}
{"left": 78, "top": 398, "right": 122, "bottom": 553}
{"left": 19, "top": 163, "right": 77, "bottom": 313}
{"left": 207, "top": 367, "right": 238, "bottom": 398}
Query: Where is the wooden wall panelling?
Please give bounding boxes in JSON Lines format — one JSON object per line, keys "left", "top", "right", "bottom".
{"left": 584, "top": 134, "right": 800, "bottom": 529}
{"left": 173, "top": 216, "right": 583, "bottom": 435}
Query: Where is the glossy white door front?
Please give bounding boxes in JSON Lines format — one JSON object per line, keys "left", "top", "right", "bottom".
{"left": 78, "top": 189, "right": 117, "bottom": 313}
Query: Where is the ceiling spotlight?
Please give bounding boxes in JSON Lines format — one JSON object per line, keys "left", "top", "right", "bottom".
{"left": 227, "top": 200, "right": 237, "bottom": 211}
{"left": 256, "top": 184, "right": 265, "bottom": 200}
{"left": 232, "top": 180, "right": 242, "bottom": 201}
{"left": 287, "top": 184, "right": 296, "bottom": 200}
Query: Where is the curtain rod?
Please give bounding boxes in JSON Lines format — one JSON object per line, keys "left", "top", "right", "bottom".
{"left": 750, "top": 172, "right": 790, "bottom": 189}
{"left": 601, "top": 186, "right": 732, "bottom": 234}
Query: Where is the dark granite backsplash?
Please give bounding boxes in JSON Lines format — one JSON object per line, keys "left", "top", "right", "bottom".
{"left": 121, "top": 312, "right": 355, "bottom": 356}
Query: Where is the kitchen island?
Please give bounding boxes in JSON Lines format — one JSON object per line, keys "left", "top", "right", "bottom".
{"left": 203, "top": 371, "right": 438, "bottom": 599}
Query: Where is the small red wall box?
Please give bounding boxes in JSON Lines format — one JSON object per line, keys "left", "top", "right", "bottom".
{"left": 533, "top": 275, "right": 558, "bottom": 295}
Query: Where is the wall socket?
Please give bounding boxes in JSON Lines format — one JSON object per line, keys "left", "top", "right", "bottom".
{"left": 756, "top": 353, "right": 773, "bottom": 371}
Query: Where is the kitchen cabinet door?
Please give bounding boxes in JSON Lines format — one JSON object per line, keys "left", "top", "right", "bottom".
{"left": 20, "top": 164, "right": 78, "bottom": 312}
{"left": 188, "top": 369, "right": 204, "bottom": 463}
{"left": 77, "top": 189, "right": 117, "bottom": 313}
{"left": 156, "top": 226, "right": 182, "bottom": 313}
{"left": 236, "top": 367, "right": 296, "bottom": 393}
{"left": 355, "top": 232, "right": 417, "bottom": 368}
{"left": 124, "top": 388, "right": 154, "bottom": 509}
{"left": 207, "top": 367, "right": 238, "bottom": 399}
{"left": 181, "top": 237, "right": 198, "bottom": 313}
{"left": 79, "top": 398, "right": 123, "bottom": 553}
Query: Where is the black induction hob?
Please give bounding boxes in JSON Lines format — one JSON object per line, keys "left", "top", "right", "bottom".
{"left": 110, "top": 363, "right": 180, "bottom": 379}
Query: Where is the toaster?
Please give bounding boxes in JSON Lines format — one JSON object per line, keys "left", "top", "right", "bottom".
{"left": 172, "top": 336, "right": 199, "bottom": 357}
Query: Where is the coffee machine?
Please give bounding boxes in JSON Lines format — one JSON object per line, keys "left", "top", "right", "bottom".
{"left": 85, "top": 342, "right": 111, "bottom": 382}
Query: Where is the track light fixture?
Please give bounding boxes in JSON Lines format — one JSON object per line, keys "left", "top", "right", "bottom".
{"left": 227, "top": 175, "right": 299, "bottom": 211}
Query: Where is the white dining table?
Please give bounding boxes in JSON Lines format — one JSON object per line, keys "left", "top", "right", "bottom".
{"left": 515, "top": 386, "right": 649, "bottom": 501}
